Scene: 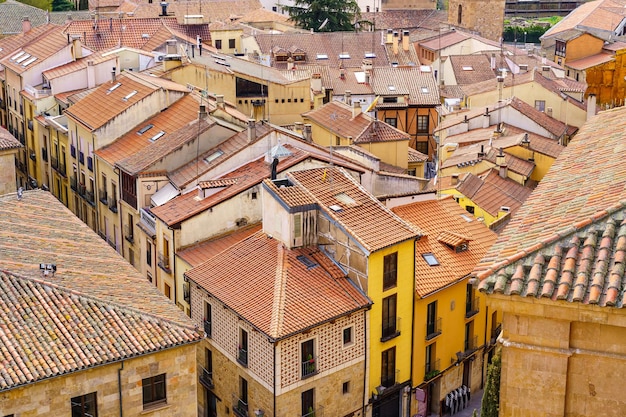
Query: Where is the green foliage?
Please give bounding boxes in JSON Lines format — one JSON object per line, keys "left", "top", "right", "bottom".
{"left": 472, "top": 410, "right": 478, "bottom": 417}
{"left": 424, "top": 369, "right": 441, "bottom": 381}
{"left": 502, "top": 24, "right": 549, "bottom": 44}
{"left": 282, "top": 0, "right": 360, "bottom": 32}
{"left": 14, "top": 0, "right": 52, "bottom": 10}
{"left": 51, "top": 0, "right": 74, "bottom": 11}
{"left": 481, "top": 348, "right": 502, "bottom": 417}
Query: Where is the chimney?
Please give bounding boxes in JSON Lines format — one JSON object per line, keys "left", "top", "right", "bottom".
{"left": 160, "top": 1, "right": 169, "bottom": 16}
{"left": 586, "top": 94, "right": 597, "bottom": 121}
{"left": 303, "top": 124, "right": 312, "bottom": 142}
{"left": 496, "top": 148, "right": 508, "bottom": 178}
{"left": 386, "top": 29, "right": 393, "bottom": 44}
{"left": 111, "top": 66, "right": 116, "bottom": 82}
{"left": 216, "top": 95, "right": 225, "bottom": 109}
{"left": 71, "top": 36, "right": 82, "bottom": 60}
{"left": 365, "top": 72, "right": 370, "bottom": 84}
{"left": 287, "top": 57, "right": 294, "bottom": 70}
{"left": 22, "top": 17, "right": 31, "bottom": 33}
{"left": 247, "top": 119, "right": 256, "bottom": 142}
{"left": 294, "top": 122, "right": 303, "bottom": 133}
{"left": 361, "top": 59, "right": 373, "bottom": 73}
{"left": 270, "top": 157, "right": 279, "bottom": 180}
{"left": 340, "top": 67, "right": 346, "bottom": 80}
{"left": 490, "top": 53, "right": 496, "bottom": 70}
{"left": 198, "top": 104, "right": 208, "bottom": 119}
{"left": 451, "top": 173, "right": 459, "bottom": 185}
{"left": 478, "top": 144, "right": 485, "bottom": 158}
{"left": 392, "top": 31, "right": 399, "bottom": 55}
{"left": 166, "top": 39, "right": 177, "bottom": 55}
{"left": 311, "top": 73, "right": 322, "bottom": 92}
{"left": 402, "top": 30, "right": 410, "bottom": 51}
{"left": 87, "top": 60, "right": 95, "bottom": 88}
{"left": 483, "top": 108, "right": 490, "bottom": 128}
{"left": 352, "top": 100, "right": 361, "bottom": 118}
{"left": 65, "top": 14, "right": 73, "bottom": 24}
{"left": 344, "top": 90, "right": 351, "bottom": 105}
{"left": 197, "top": 186, "right": 205, "bottom": 199}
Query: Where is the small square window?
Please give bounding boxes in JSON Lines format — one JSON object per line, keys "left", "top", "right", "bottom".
{"left": 288, "top": 98, "right": 292, "bottom": 102}
{"left": 343, "top": 326, "right": 353, "bottom": 345}
{"left": 142, "top": 374, "right": 166, "bottom": 409}
{"left": 251, "top": 192, "right": 257, "bottom": 200}
{"left": 342, "top": 381, "right": 350, "bottom": 394}
{"left": 71, "top": 392, "right": 97, "bottom": 417}
{"left": 300, "top": 98, "right": 304, "bottom": 103}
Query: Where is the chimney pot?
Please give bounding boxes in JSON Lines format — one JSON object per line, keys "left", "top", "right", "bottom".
{"left": 303, "top": 124, "right": 312, "bottom": 142}
{"left": 22, "top": 16, "right": 31, "bottom": 34}
{"left": 247, "top": 119, "right": 256, "bottom": 142}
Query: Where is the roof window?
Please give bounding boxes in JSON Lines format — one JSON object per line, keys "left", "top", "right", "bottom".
{"left": 204, "top": 149, "right": 224, "bottom": 163}
{"left": 149, "top": 131, "right": 165, "bottom": 142}
{"left": 296, "top": 255, "right": 318, "bottom": 269}
{"left": 422, "top": 253, "right": 440, "bottom": 266}
{"left": 107, "top": 83, "right": 122, "bottom": 94}
{"left": 462, "top": 66, "right": 473, "bottom": 71}
{"left": 137, "top": 124, "right": 154, "bottom": 134}
{"left": 122, "top": 90, "right": 138, "bottom": 101}
{"left": 316, "top": 54, "right": 328, "bottom": 60}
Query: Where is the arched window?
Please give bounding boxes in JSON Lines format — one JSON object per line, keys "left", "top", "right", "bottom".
{"left": 458, "top": 4, "right": 463, "bottom": 25}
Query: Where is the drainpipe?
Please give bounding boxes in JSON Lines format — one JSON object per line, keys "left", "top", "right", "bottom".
{"left": 481, "top": 305, "right": 488, "bottom": 389}
{"left": 172, "top": 226, "right": 177, "bottom": 305}
{"left": 362, "top": 309, "right": 368, "bottom": 414}
{"left": 118, "top": 360, "right": 124, "bottom": 417}
{"left": 408, "top": 239, "right": 417, "bottom": 417}
{"left": 273, "top": 342, "right": 277, "bottom": 416}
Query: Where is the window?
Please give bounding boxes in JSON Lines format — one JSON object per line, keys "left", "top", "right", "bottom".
{"left": 204, "top": 301, "right": 212, "bottom": 337}
{"left": 422, "top": 253, "right": 440, "bottom": 266}
{"left": 301, "top": 339, "right": 316, "bottom": 378}
{"left": 71, "top": 392, "right": 97, "bottom": 417}
{"left": 342, "top": 381, "right": 350, "bottom": 394}
{"left": 465, "top": 283, "right": 479, "bottom": 318}
{"left": 464, "top": 321, "right": 475, "bottom": 352}
{"left": 425, "top": 343, "right": 438, "bottom": 378}
{"left": 381, "top": 294, "right": 398, "bottom": 340}
{"left": 164, "top": 283, "right": 171, "bottom": 299}
{"left": 229, "top": 38, "right": 236, "bottom": 49}
{"left": 146, "top": 242, "right": 152, "bottom": 266}
{"left": 416, "top": 141, "right": 428, "bottom": 155}
{"left": 385, "top": 117, "right": 397, "bottom": 127}
{"left": 457, "top": 4, "right": 462, "bottom": 24}
{"left": 381, "top": 347, "right": 396, "bottom": 387}
{"left": 215, "top": 39, "right": 222, "bottom": 49}
{"left": 343, "top": 326, "right": 353, "bottom": 346}
{"left": 426, "top": 301, "right": 440, "bottom": 339}
{"left": 417, "top": 115, "right": 429, "bottom": 134}
{"left": 238, "top": 328, "right": 248, "bottom": 366}
{"left": 555, "top": 40, "right": 566, "bottom": 57}
{"left": 302, "top": 388, "right": 315, "bottom": 416}
{"left": 142, "top": 374, "right": 166, "bottom": 409}
{"left": 235, "top": 377, "right": 248, "bottom": 416}
{"left": 465, "top": 205, "right": 475, "bottom": 214}
{"left": 534, "top": 100, "right": 545, "bottom": 112}
{"left": 383, "top": 252, "right": 397, "bottom": 290}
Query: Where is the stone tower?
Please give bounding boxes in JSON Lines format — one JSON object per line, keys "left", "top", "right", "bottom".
{"left": 447, "top": 0, "right": 505, "bottom": 43}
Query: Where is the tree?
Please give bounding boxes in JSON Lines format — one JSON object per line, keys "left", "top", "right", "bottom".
{"left": 51, "top": 0, "right": 75, "bottom": 11}
{"left": 282, "top": 0, "right": 360, "bottom": 32}
{"left": 481, "top": 348, "right": 502, "bottom": 417}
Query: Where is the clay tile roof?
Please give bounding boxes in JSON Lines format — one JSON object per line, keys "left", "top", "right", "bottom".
{"left": 1, "top": 28, "right": 68, "bottom": 75}
{"left": 286, "top": 167, "right": 421, "bottom": 253}
{"left": 95, "top": 94, "right": 201, "bottom": 166}
{"left": 565, "top": 52, "right": 614, "bottom": 70}
{"left": 392, "top": 196, "right": 498, "bottom": 297}
{"left": 360, "top": 10, "right": 447, "bottom": 32}
{"left": 199, "top": 178, "right": 240, "bottom": 188}
{"left": 458, "top": 170, "right": 534, "bottom": 217}
{"left": 408, "top": 147, "right": 428, "bottom": 162}
{"left": 64, "top": 73, "right": 158, "bottom": 131}
{"left": 369, "top": 66, "right": 440, "bottom": 106}
{"left": 507, "top": 97, "right": 576, "bottom": 137}
{"left": 0, "top": 1, "right": 52, "bottom": 36}
{"left": 449, "top": 55, "right": 496, "bottom": 85}
{"left": 472, "top": 106, "right": 626, "bottom": 307}
{"left": 177, "top": 223, "right": 262, "bottom": 267}
{"left": 542, "top": 0, "right": 626, "bottom": 38}
{"left": 185, "top": 232, "right": 371, "bottom": 339}
{"left": 263, "top": 178, "right": 317, "bottom": 209}
{"left": 128, "top": 0, "right": 262, "bottom": 23}
{"left": 42, "top": 52, "right": 115, "bottom": 80}
{"left": 0, "top": 190, "right": 202, "bottom": 390}
{"left": 0, "top": 24, "right": 62, "bottom": 61}
{"left": 0, "top": 126, "right": 22, "bottom": 150}
{"left": 419, "top": 29, "right": 471, "bottom": 51}
{"left": 303, "top": 101, "right": 371, "bottom": 138}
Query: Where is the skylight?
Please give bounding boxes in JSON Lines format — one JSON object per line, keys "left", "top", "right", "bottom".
{"left": 296, "top": 255, "right": 318, "bottom": 269}
{"left": 11, "top": 51, "right": 26, "bottom": 61}
{"left": 316, "top": 54, "right": 328, "bottom": 60}
{"left": 462, "top": 66, "right": 474, "bottom": 71}
{"left": 137, "top": 124, "right": 154, "bottom": 135}
{"left": 122, "top": 90, "right": 138, "bottom": 101}
{"left": 388, "top": 85, "right": 396, "bottom": 91}
{"left": 21, "top": 57, "right": 37, "bottom": 67}
{"left": 421, "top": 87, "right": 429, "bottom": 94}
{"left": 149, "top": 131, "right": 165, "bottom": 142}
{"left": 339, "top": 53, "right": 350, "bottom": 59}
{"left": 107, "top": 82, "right": 122, "bottom": 94}
{"left": 420, "top": 65, "right": 431, "bottom": 72}
{"left": 204, "top": 149, "right": 224, "bottom": 163}
{"left": 329, "top": 204, "right": 343, "bottom": 212}
{"left": 365, "top": 52, "right": 376, "bottom": 59}
{"left": 460, "top": 214, "right": 473, "bottom": 222}
{"left": 422, "top": 253, "right": 440, "bottom": 266}
{"left": 335, "top": 192, "right": 357, "bottom": 207}
{"left": 16, "top": 54, "right": 31, "bottom": 64}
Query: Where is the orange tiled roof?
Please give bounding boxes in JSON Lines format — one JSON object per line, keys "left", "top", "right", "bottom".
{"left": 185, "top": 232, "right": 371, "bottom": 339}
{"left": 542, "top": 0, "right": 626, "bottom": 38}
{"left": 64, "top": 72, "right": 158, "bottom": 131}
{"left": 449, "top": 54, "right": 496, "bottom": 85}
{"left": 392, "top": 196, "right": 498, "bottom": 297}
{"left": 0, "top": 24, "right": 62, "bottom": 62}
{"left": 369, "top": 66, "right": 440, "bottom": 106}
{"left": 96, "top": 94, "right": 201, "bottom": 165}
{"left": 177, "top": 223, "right": 262, "bottom": 267}
{"left": 0, "top": 190, "right": 202, "bottom": 390}
{"left": 1, "top": 28, "right": 68, "bottom": 75}
{"left": 0, "top": 126, "right": 21, "bottom": 150}
{"left": 408, "top": 147, "right": 428, "bottom": 163}
{"left": 472, "top": 105, "right": 626, "bottom": 307}
{"left": 286, "top": 167, "right": 421, "bottom": 253}
{"left": 43, "top": 51, "right": 115, "bottom": 79}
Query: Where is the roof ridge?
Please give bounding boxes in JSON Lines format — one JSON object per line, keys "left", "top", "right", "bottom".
{"left": 2, "top": 269, "right": 200, "bottom": 332}
{"left": 269, "top": 241, "right": 288, "bottom": 338}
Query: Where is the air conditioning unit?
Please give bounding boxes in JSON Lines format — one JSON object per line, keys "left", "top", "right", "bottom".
{"left": 157, "top": 55, "right": 165, "bottom": 62}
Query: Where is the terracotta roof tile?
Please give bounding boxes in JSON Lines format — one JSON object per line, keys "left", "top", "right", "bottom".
{"left": 360, "top": 10, "right": 447, "bottom": 32}
{"left": 185, "top": 232, "right": 371, "bottom": 339}
{"left": 0, "top": 126, "right": 22, "bottom": 150}
{"left": 127, "top": 0, "right": 262, "bottom": 23}
{"left": 392, "top": 196, "right": 497, "bottom": 297}
{"left": 369, "top": 66, "right": 440, "bottom": 106}
{"left": 565, "top": 52, "right": 614, "bottom": 70}
{"left": 1, "top": 28, "right": 68, "bottom": 75}
{"left": 408, "top": 147, "right": 428, "bottom": 162}
{"left": 286, "top": 168, "right": 421, "bottom": 253}
{"left": 542, "top": 0, "right": 626, "bottom": 38}
{"left": 449, "top": 54, "right": 496, "bottom": 85}
{"left": 0, "top": 24, "right": 62, "bottom": 61}
{"left": 473, "top": 106, "right": 626, "bottom": 307}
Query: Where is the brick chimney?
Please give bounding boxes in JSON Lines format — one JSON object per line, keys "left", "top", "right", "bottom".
{"left": 311, "top": 73, "right": 322, "bottom": 93}
{"left": 22, "top": 17, "right": 31, "bottom": 33}
{"left": 344, "top": 90, "right": 351, "bottom": 105}
{"left": 303, "top": 124, "right": 312, "bottom": 142}
{"left": 392, "top": 31, "right": 399, "bottom": 55}
{"left": 216, "top": 95, "right": 225, "bottom": 110}
{"left": 496, "top": 148, "right": 508, "bottom": 178}
{"left": 352, "top": 100, "right": 361, "bottom": 118}
{"left": 402, "top": 30, "right": 410, "bottom": 51}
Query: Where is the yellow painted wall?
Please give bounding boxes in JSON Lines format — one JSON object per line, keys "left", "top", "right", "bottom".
{"left": 504, "top": 145, "right": 555, "bottom": 182}
{"left": 212, "top": 28, "right": 244, "bottom": 54}
{"left": 565, "top": 34, "right": 604, "bottom": 63}
{"left": 439, "top": 188, "right": 499, "bottom": 226}
{"left": 584, "top": 48, "right": 626, "bottom": 108}
{"left": 367, "top": 239, "right": 415, "bottom": 394}
{"left": 358, "top": 140, "right": 409, "bottom": 170}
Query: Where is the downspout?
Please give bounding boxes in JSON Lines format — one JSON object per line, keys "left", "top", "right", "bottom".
{"left": 408, "top": 239, "right": 417, "bottom": 417}
{"left": 172, "top": 226, "right": 177, "bottom": 305}
{"left": 118, "top": 360, "right": 124, "bottom": 417}
{"left": 362, "top": 309, "right": 368, "bottom": 414}
{"left": 273, "top": 342, "right": 277, "bottom": 417}
{"left": 481, "top": 305, "right": 488, "bottom": 389}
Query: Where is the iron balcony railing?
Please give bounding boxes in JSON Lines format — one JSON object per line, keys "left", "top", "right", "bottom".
{"left": 199, "top": 366, "right": 214, "bottom": 389}
{"left": 158, "top": 253, "right": 171, "bottom": 273}
{"left": 301, "top": 355, "right": 317, "bottom": 379}
{"left": 99, "top": 189, "right": 108, "bottom": 205}
{"left": 108, "top": 198, "right": 118, "bottom": 213}
{"left": 85, "top": 190, "right": 95, "bottom": 206}
{"left": 464, "top": 335, "right": 478, "bottom": 353}
{"left": 424, "top": 358, "right": 441, "bottom": 381}
{"left": 425, "top": 317, "right": 442, "bottom": 340}
{"left": 302, "top": 405, "right": 324, "bottom": 417}
{"left": 139, "top": 208, "right": 156, "bottom": 236}
{"left": 232, "top": 395, "right": 248, "bottom": 417}
{"left": 381, "top": 316, "right": 401, "bottom": 342}
{"left": 465, "top": 296, "right": 480, "bottom": 319}
{"left": 381, "top": 368, "right": 400, "bottom": 388}
{"left": 203, "top": 320, "right": 212, "bottom": 337}
{"left": 491, "top": 322, "right": 502, "bottom": 344}
{"left": 237, "top": 347, "right": 248, "bottom": 367}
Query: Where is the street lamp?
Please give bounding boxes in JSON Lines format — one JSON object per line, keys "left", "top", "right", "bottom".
{"left": 524, "top": 31, "right": 527, "bottom": 45}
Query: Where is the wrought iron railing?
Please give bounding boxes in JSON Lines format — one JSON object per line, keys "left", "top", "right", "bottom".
{"left": 425, "top": 317, "right": 442, "bottom": 340}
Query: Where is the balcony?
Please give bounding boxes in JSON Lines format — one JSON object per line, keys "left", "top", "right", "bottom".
{"left": 87, "top": 156, "right": 93, "bottom": 171}
{"left": 425, "top": 317, "right": 442, "bottom": 341}
{"left": 158, "top": 253, "right": 171, "bottom": 273}
{"left": 70, "top": 144, "right": 76, "bottom": 158}
{"left": 78, "top": 183, "right": 86, "bottom": 197}
{"left": 380, "top": 369, "right": 400, "bottom": 389}
{"left": 199, "top": 366, "right": 214, "bottom": 389}
{"left": 99, "top": 189, "right": 108, "bottom": 205}
{"left": 237, "top": 347, "right": 248, "bottom": 367}
{"left": 51, "top": 156, "right": 58, "bottom": 170}
{"left": 424, "top": 358, "right": 441, "bottom": 381}
{"left": 139, "top": 208, "right": 157, "bottom": 237}
{"left": 381, "top": 316, "right": 401, "bottom": 342}
{"left": 490, "top": 322, "right": 502, "bottom": 345}
{"left": 41, "top": 147, "right": 48, "bottom": 162}
{"left": 27, "top": 120, "right": 33, "bottom": 131}
{"left": 24, "top": 84, "right": 51, "bottom": 99}
{"left": 464, "top": 335, "right": 478, "bottom": 354}
{"left": 70, "top": 176, "right": 78, "bottom": 191}
{"left": 29, "top": 151, "right": 36, "bottom": 162}
{"left": 124, "top": 224, "right": 134, "bottom": 244}
{"left": 303, "top": 406, "right": 324, "bottom": 417}
{"left": 465, "top": 296, "right": 480, "bottom": 319}
{"left": 232, "top": 395, "right": 248, "bottom": 417}
{"left": 17, "top": 160, "right": 26, "bottom": 173}
{"left": 203, "top": 320, "right": 212, "bottom": 337}
{"left": 301, "top": 355, "right": 317, "bottom": 379}
{"left": 19, "top": 132, "right": 25, "bottom": 145}
{"left": 85, "top": 190, "right": 95, "bottom": 206}
{"left": 108, "top": 198, "right": 118, "bottom": 213}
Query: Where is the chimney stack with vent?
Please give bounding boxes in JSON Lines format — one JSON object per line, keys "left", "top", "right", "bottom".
{"left": 478, "top": 144, "right": 485, "bottom": 158}
{"left": 216, "top": 95, "right": 225, "bottom": 109}
{"left": 270, "top": 157, "right": 279, "bottom": 180}
{"left": 386, "top": 28, "right": 393, "bottom": 44}
{"left": 496, "top": 148, "right": 508, "bottom": 178}
{"left": 247, "top": 119, "right": 256, "bottom": 142}
{"left": 294, "top": 122, "right": 303, "bottom": 133}
{"left": 22, "top": 17, "right": 31, "bottom": 33}
{"left": 491, "top": 53, "right": 496, "bottom": 70}
{"left": 287, "top": 57, "right": 294, "bottom": 70}
{"left": 345, "top": 90, "right": 351, "bottom": 105}
{"left": 483, "top": 108, "right": 490, "bottom": 128}
{"left": 87, "top": 60, "right": 95, "bottom": 88}
{"left": 352, "top": 100, "right": 361, "bottom": 118}
{"left": 451, "top": 173, "right": 459, "bottom": 185}
{"left": 199, "top": 104, "right": 208, "bottom": 120}
{"left": 392, "top": 31, "right": 399, "bottom": 55}
{"left": 160, "top": 1, "right": 169, "bottom": 16}
{"left": 587, "top": 94, "right": 596, "bottom": 121}
{"left": 402, "top": 30, "right": 410, "bottom": 51}
{"left": 303, "top": 124, "right": 312, "bottom": 142}
{"left": 111, "top": 66, "right": 116, "bottom": 82}
{"left": 311, "top": 73, "right": 322, "bottom": 93}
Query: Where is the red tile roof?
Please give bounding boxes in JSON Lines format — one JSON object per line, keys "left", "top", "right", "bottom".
{"left": 0, "top": 126, "right": 22, "bottom": 150}
{"left": 392, "top": 196, "right": 497, "bottom": 297}
{"left": 0, "top": 190, "right": 202, "bottom": 390}
{"left": 369, "top": 66, "right": 440, "bottom": 106}
{"left": 1, "top": 28, "right": 68, "bottom": 75}
{"left": 177, "top": 223, "right": 262, "bottom": 267}
{"left": 542, "top": 0, "right": 626, "bottom": 38}
{"left": 0, "top": 24, "right": 62, "bottom": 62}
{"left": 472, "top": 105, "right": 626, "bottom": 307}
{"left": 185, "top": 232, "right": 371, "bottom": 339}
{"left": 286, "top": 167, "right": 421, "bottom": 253}
{"left": 449, "top": 54, "right": 496, "bottom": 85}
